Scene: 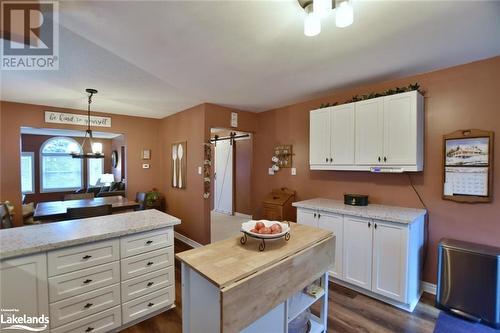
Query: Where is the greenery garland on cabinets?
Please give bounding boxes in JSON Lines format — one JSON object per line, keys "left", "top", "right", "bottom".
{"left": 319, "top": 83, "right": 422, "bottom": 109}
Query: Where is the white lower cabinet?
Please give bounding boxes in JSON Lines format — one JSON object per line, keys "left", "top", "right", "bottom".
{"left": 0, "top": 226, "right": 175, "bottom": 332}
{"left": 0, "top": 253, "right": 49, "bottom": 320}
{"left": 297, "top": 207, "right": 424, "bottom": 312}
{"left": 371, "top": 220, "right": 408, "bottom": 302}
{"left": 343, "top": 216, "right": 373, "bottom": 290}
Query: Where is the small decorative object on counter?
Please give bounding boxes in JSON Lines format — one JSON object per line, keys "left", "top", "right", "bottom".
{"left": 344, "top": 193, "right": 369, "bottom": 206}
{"left": 240, "top": 220, "right": 291, "bottom": 251}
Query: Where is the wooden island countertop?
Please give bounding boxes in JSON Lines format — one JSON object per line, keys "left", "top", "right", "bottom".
{"left": 176, "top": 223, "right": 332, "bottom": 289}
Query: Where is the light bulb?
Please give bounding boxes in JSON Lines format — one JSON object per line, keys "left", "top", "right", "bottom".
{"left": 336, "top": 0, "right": 353, "bottom": 28}
{"left": 92, "top": 142, "right": 103, "bottom": 154}
{"left": 313, "top": 0, "right": 332, "bottom": 17}
{"left": 304, "top": 12, "right": 321, "bottom": 37}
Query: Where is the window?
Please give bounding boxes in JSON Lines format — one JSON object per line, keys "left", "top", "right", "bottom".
{"left": 88, "top": 158, "right": 104, "bottom": 187}
{"left": 21, "top": 152, "right": 35, "bottom": 194}
{"left": 41, "top": 137, "right": 83, "bottom": 192}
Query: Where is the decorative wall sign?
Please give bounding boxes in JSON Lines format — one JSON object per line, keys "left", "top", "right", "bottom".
{"left": 45, "top": 111, "right": 111, "bottom": 127}
{"left": 443, "top": 129, "right": 494, "bottom": 203}
{"left": 203, "top": 142, "right": 212, "bottom": 199}
{"left": 172, "top": 142, "right": 187, "bottom": 189}
{"left": 271, "top": 145, "right": 293, "bottom": 172}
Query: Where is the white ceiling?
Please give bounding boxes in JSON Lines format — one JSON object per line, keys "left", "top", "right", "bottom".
{"left": 20, "top": 127, "right": 123, "bottom": 139}
{"left": 1, "top": 1, "right": 499, "bottom": 119}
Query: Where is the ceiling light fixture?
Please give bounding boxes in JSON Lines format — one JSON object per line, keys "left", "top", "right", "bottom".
{"left": 298, "top": 0, "right": 354, "bottom": 36}
{"left": 335, "top": 0, "right": 354, "bottom": 28}
{"left": 70, "top": 88, "right": 104, "bottom": 159}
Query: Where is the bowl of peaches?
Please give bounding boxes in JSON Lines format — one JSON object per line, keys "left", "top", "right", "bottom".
{"left": 241, "top": 220, "right": 290, "bottom": 239}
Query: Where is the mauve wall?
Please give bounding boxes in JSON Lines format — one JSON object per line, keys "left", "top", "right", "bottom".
{"left": 0, "top": 101, "right": 161, "bottom": 226}
{"left": 21, "top": 134, "right": 112, "bottom": 204}
{"left": 251, "top": 56, "right": 500, "bottom": 283}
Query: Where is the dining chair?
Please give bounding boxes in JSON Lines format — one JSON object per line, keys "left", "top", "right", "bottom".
{"left": 66, "top": 204, "right": 113, "bottom": 219}
{"left": 64, "top": 193, "right": 95, "bottom": 201}
{"left": 0, "top": 203, "right": 13, "bottom": 229}
{"left": 135, "top": 192, "right": 147, "bottom": 210}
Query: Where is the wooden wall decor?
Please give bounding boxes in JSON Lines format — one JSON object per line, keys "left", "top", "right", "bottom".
{"left": 443, "top": 129, "right": 494, "bottom": 203}
{"left": 172, "top": 141, "right": 187, "bottom": 189}
{"left": 272, "top": 145, "right": 293, "bottom": 171}
{"left": 203, "top": 142, "right": 212, "bottom": 199}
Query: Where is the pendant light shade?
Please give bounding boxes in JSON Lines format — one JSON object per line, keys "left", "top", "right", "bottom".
{"left": 335, "top": 0, "right": 353, "bottom": 28}
{"left": 304, "top": 3, "right": 321, "bottom": 37}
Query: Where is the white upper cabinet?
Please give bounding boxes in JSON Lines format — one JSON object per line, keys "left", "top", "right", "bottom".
{"left": 355, "top": 98, "right": 384, "bottom": 165}
{"left": 310, "top": 91, "right": 423, "bottom": 171}
{"left": 383, "top": 92, "right": 421, "bottom": 166}
{"left": 310, "top": 109, "right": 331, "bottom": 165}
{"left": 331, "top": 104, "right": 355, "bottom": 165}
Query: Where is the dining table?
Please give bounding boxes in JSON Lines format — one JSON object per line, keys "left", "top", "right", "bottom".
{"left": 33, "top": 195, "right": 140, "bottom": 222}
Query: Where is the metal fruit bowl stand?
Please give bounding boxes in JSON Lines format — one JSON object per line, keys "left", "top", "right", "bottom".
{"left": 240, "top": 221, "right": 291, "bottom": 251}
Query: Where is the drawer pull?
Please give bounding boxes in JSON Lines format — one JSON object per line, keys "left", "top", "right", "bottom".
{"left": 83, "top": 279, "right": 93, "bottom": 284}
{"left": 84, "top": 302, "right": 93, "bottom": 309}
{"left": 146, "top": 261, "right": 154, "bottom": 266}
{"left": 82, "top": 255, "right": 92, "bottom": 260}
{"left": 145, "top": 240, "right": 153, "bottom": 245}
{"left": 85, "top": 327, "right": 94, "bottom": 332}
{"left": 147, "top": 281, "right": 154, "bottom": 287}
{"left": 148, "top": 302, "right": 155, "bottom": 307}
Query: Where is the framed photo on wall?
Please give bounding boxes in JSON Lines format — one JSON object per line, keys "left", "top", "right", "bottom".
{"left": 443, "top": 129, "right": 494, "bottom": 203}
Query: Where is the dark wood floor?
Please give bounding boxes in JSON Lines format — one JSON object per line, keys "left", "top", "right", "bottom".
{"left": 123, "top": 240, "right": 439, "bottom": 333}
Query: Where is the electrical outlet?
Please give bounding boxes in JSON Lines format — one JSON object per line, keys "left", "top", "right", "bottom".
{"left": 291, "top": 168, "right": 296, "bottom": 176}
{"left": 142, "top": 163, "right": 150, "bottom": 169}
{"left": 198, "top": 166, "right": 202, "bottom": 175}
{"left": 268, "top": 168, "right": 274, "bottom": 175}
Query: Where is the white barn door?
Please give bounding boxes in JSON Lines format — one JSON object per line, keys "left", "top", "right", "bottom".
{"left": 214, "top": 140, "right": 233, "bottom": 215}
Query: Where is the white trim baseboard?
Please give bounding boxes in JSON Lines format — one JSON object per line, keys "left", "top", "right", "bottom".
{"left": 174, "top": 232, "right": 203, "bottom": 248}
{"left": 421, "top": 281, "right": 437, "bottom": 295}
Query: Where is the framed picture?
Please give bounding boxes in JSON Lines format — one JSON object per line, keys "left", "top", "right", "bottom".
{"left": 443, "top": 129, "right": 494, "bottom": 203}
{"left": 142, "top": 149, "right": 151, "bottom": 160}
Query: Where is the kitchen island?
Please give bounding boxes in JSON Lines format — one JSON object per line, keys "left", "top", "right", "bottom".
{"left": 176, "top": 223, "right": 334, "bottom": 333}
{"left": 0, "top": 210, "right": 180, "bottom": 333}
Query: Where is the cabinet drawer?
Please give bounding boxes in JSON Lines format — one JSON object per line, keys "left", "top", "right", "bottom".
{"left": 50, "top": 305, "right": 121, "bottom": 333}
{"left": 50, "top": 284, "right": 120, "bottom": 328}
{"left": 49, "top": 262, "right": 120, "bottom": 303}
{"left": 122, "top": 285, "right": 175, "bottom": 324}
{"left": 121, "top": 247, "right": 174, "bottom": 280}
{"left": 48, "top": 239, "right": 119, "bottom": 277}
{"left": 121, "top": 266, "right": 174, "bottom": 302}
{"left": 120, "top": 227, "right": 173, "bottom": 258}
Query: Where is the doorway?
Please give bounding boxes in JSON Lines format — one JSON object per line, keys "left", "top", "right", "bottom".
{"left": 210, "top": 128, "right": 252, "bottom": 242}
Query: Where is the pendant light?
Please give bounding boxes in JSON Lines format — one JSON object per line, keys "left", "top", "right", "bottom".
{"left": 70, "top": 88, "right": 104, "bottom": 159}
{"left": 303, "top": 2, "right": 321, "bottom": 37}
{"left": 335, "top": 0, "right": 353, "bottom": 28}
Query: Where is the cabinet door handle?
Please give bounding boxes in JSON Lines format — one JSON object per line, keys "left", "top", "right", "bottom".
{"left": 383, "top": 156, "right": 387, "bottom": 162}
{"left": 145, "top": 240, "right": 153, "bottom": 245}
{"left": 83, "top": 279, "right": 93, "bottom": 284}
{"left": 314, "top": 213, "right": 317, "bottom": 218}
{"left": 325, "top": 157, "right": 328, "bottom": 162}
{"left": 85, "top": 327, "right": 94, "bottom": 332}
{"left": 318, "top": 213, "right": 321, "bottom": 219}
{"left": 378, "top": 156, "right": 381, "bottom": 162}
{"left": 84, "top": 303, "right": 93, "bottom": 309}
{"left": 148, "top": 302, "right": 155, "bottom": 307}
{"left": 329, "top": 157, "right": 333, "bottom": 163}
{"left": 146, "top": 261, "right": 154, "bottom": 266}
{"left": 368, "top": 222, "right": 371, "bottom": 228}
{"left": 147, "top": 281, "right": 154, "bottom": 287}
{"left": 82, "top": 255, "right": 92, "bottom": 260}
{"left": 374, "top": 223, "right": 378, "bottom": 229}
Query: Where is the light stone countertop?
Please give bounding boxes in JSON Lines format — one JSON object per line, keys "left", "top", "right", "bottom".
{"left": 293, "top": 198, "right": 426, "bottom": 224}
{"left": 0, "top": 209, "right": 181, "bottom": 260}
